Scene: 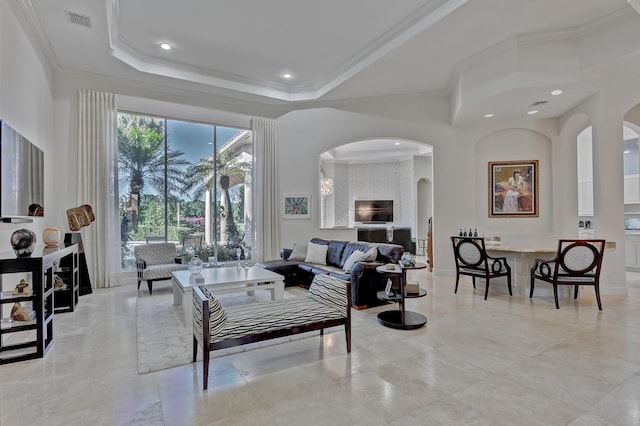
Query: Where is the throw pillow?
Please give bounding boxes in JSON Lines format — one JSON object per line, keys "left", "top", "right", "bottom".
{"left": 305, "top": 242, "right": 328, "bottom": 265}
{"left": 342, "top": 250, "right": 367, "bottom": 273}
{"left": 287, "top": 243, "right": 307, "bottom": 261}
{"left": 363, "top": 246, "right": 378, "bottom": 261}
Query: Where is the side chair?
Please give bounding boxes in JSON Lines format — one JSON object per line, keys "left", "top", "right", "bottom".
{"left": 451, "top": 236, "right": 512, "bottom": 300}
{"left": 530, "top": 239, "right": 606, "bottom": 310}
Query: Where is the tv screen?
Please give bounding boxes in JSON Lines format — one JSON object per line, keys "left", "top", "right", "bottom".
{"left": 355, "top": 200, "right": 393, "bottom": 223}
{"left": 0, "top": 120, "right": 45, "bottom": 220}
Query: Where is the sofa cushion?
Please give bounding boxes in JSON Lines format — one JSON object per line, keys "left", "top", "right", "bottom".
{"left": 305, "top": 242, "right": 328, "bottom": 265}
{"left": 326, "top": 240, "right": 347, "bottom": 267}
{"left": 287, "top": 243, "right": 307, "bottom": 261}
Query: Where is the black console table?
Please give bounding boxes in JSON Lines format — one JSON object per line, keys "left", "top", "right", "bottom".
{"left": 0, "top": 244, "right": 78, "bottom": 364}
{"left": 376, "top": 262, "right": 427, "bottom": 330}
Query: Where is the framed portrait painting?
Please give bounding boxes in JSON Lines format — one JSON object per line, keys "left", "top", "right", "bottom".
{"left": 489, "top": 160, "right": 538, "bottom": 218}
{"left": 283, "top": 194, "right": 311, "bottom": 219}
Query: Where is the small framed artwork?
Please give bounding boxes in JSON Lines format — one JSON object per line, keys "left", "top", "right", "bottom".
{"left": 489, "top": 160, "right": 539, "bottom": 218}
{"left": 283, "top": 194, "right": 311, "bottom": 219}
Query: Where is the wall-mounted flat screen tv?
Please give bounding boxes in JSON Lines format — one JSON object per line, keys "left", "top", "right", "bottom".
{"left": 354, "top": 200, "right": 393, "bottom": 223}
{"left": 0, "top": 120, "right": 45, "bottom": 220}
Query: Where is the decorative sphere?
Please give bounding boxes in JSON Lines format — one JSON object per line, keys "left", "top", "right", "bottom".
{"left": 11, "top": 229, "right": 37, "bottom": 257}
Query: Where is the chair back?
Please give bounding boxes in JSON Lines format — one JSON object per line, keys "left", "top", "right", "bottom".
{"left": 451, "top": 236, "right": 489, "bottom": 270}
{"left": 182, "top": 234, "right": 203, "bottom": 250}
{"left": 134, "top": 243, "right": 178, "bottom": 266}
{"left": 145, "top": 236, "right": 165, "bottom": 244}
{"left": 553, "top": 239, "right": 605, "bottom": 279}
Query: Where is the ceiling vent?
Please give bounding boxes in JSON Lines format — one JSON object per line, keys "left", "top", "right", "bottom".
{"left": 65, "top": 10, "right": 92, "bottom": 29}
{"left": 530, "top": 100, "right": 548, "bottom": 107}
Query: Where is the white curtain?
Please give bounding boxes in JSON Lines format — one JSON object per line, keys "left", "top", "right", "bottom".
{"left": 77, "top": 89, "right": 120, "bottom": 288}
{"left": 252, "top": 117, "right": 279, "bottom": 261}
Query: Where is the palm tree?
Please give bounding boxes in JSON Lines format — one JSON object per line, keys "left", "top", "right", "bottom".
{"left": 118, "top": 114, "right": 191, "bottom": 230}
{"left": 186, "top": 150, "right": 250, "bottom": 245}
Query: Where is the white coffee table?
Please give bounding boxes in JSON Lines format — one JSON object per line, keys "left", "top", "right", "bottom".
{"left": 172, "top": 267, "right": 285, "bottom": 328}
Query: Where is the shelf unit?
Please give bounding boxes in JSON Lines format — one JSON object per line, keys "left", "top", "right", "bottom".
{"left": 0, "top": 244, "right": 78, "bottom": 364}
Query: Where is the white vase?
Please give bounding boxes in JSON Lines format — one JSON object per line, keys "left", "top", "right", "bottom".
{"left": 189, "top": 256, "right": 203, "bottom": 275}
{"left": 42, "top": 227, "right": 61, "bottom": 247}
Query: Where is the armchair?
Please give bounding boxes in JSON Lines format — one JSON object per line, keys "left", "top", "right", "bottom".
{"left": 451, "top": 236, "right": 512, "bottom": 300}
{"left": 530, "top": 239, "right": 606, "bottom": 310}
{"left": 134, "top": 242, "right": 189, "bottom": 294}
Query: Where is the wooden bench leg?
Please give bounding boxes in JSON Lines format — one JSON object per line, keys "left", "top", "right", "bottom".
{"left": 203, "top": 344, "right": 210, "bottom": 392}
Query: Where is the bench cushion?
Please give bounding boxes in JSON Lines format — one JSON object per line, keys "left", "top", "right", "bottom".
{"left": 197, "top": 274, "right": 348, "bottom": 344}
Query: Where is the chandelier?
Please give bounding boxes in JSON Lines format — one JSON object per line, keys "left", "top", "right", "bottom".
{"left": 320, "top": 177, "right": 334, "bottom": 199}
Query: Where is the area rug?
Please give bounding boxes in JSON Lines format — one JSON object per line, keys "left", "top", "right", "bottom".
{"left": 136, "top": 286, "right": 305, "bottom": 374}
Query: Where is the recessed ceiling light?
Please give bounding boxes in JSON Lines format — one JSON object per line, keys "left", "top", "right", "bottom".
{"left": 394, "top": 142, "right": 400, "bottom": 146}
{"left": 550, "top": 89, "right": 563, "bottom": 96}
{"left": 160, "top": 43, "right": 172, "bottom": 51}
{"left": 282, "top": 73, "right": 293, "bottom": 79}
{"left": 527, "top": 110, "right": 539, "bottom": 115}
{"left": 484, "top": 113, "right": 495, "bottom": 118}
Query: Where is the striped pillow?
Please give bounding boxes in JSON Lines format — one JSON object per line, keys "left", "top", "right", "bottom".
{"left": 199, "top": 286, "right": 228, "bottom": 336}
{"left": 342, "top": 250, "right": 367, "bottom": 272}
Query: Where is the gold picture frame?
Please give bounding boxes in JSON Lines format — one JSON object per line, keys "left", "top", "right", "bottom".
{"left": 489, "top": 160, "right": 538, "bottom": 218}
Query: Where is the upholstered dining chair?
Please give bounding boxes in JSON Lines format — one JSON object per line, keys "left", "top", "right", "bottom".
{"left": 530, "top": 239, "right": 606, "bottom": 310}
{"left": 451, "top": 236, "right": 512, "bottom": 300}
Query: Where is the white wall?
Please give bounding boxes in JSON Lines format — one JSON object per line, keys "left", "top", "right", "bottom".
{"left": 0, "top": 2, "right": 55, "bottom": 249}
{"left": 3, "top": 1, "right": 636, "bottom": 294}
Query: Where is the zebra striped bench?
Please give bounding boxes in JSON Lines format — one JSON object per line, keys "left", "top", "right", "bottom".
{"left": 192, "top": 274, "right": 352, "bottom": 391}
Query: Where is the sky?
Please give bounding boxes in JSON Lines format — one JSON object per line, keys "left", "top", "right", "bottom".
{"left": 167, "top": 120, "right": 242, "bottom": 165}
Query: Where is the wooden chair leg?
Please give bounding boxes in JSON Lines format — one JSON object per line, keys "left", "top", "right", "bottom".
{"left": 595, "top": 284, "right": 602, "bottom": 310}
{"left": 529, "top": 276, "right": 535, "bottom": 298}
{"left": 472, "top": 277, "right": 476, "bottom": 289}
{"left": 454, "top": 274, "right": 460, "bottom": 294}
{"left": 147, "top": 280, "right": 153, "bottom": 295}
{"left": 484, "top": 279, "right": 490, "bottom": 300}
{"left": 574, "top": 285, "right": 579, "bottom": 299}
{"left": 553, "top": 284, "right": 560, "bottom": 309}
{"left": 507, "top": 274, "right": 513, "bottom": 296}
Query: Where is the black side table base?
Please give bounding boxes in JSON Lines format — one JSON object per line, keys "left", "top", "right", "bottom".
{"left": 377, "top": 310, "right": 427, "bottom": 330}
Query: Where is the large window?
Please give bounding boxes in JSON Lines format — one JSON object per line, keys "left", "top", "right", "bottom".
{"left": 118, "top": 113, "right": 253, "bottom": 269}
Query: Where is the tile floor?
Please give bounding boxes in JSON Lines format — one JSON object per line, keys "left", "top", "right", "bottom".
{"left": 2, "top": 269, "right": 640, "bottom": 426}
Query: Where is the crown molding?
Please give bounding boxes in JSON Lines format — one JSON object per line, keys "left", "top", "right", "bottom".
{"left": 105, "top": 0, "right": 467, "bottom": 102}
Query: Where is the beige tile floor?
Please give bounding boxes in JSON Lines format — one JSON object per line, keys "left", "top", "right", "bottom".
{"left": 2, "top": 268, "right": 640, "bottom": 426}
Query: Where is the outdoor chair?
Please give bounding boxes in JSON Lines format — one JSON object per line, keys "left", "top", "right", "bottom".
{"left": 134, "top": 242, "right": 188, "bottom": 294}
{"left": 451, "top": 236, "right": 512, "bottom": 300}
{"left": 530, "top": 239, "right": 606, "bottom": 310}
{"left": 182, "top": 234, "right": 203, "bottom": 250}
{"left": 145, "top": 236, "right": 165, "bottom": 244}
